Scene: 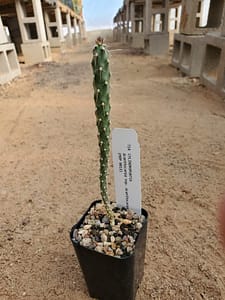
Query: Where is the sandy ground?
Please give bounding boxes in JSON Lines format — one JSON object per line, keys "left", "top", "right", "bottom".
{"left": 0, "top": 40, "right": 225, "bottom": 300}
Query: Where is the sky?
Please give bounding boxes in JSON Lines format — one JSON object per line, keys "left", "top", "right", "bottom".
{"left": 83, "top": 0, "right": 124, "bottom": 31}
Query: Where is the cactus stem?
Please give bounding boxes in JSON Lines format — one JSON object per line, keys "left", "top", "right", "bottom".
{"left": 92, "top": 37, "right": 114, "bottom": 225}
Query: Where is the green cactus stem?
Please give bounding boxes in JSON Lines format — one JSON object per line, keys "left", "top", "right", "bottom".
{"left": 91, "top": 37, "right": 114, "bottom": 223}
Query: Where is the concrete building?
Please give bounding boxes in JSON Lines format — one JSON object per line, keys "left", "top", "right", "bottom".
{"left": 0, "top": 0, "right": 86, "bottom": 84}
{"left": 113, "top": 0, "right": 182, "bottom": 55}
{"left": 171, "top": 0, "right": 225, "bottom": 98}
{"left": 113, "top": 0, "right": 225, "bottom": 98}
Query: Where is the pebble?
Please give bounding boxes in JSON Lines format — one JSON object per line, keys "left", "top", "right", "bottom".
{"left": 115, "top": 248, "right": 123, "bottom": 256}
{"left": 105, "top": 248, "right": 114, "bottom": 256}
{"left": 112, "top": 225, "right": 120, "bottom": 232}
{"left": 79, "top": 229, "right": 89, "bottom": 237}
{"left": 80, "top": 237, "right": 92, "bottom": 247}
{"left": 95, "top": 245, "right": 103, "bottom": 253}
{"left": 128, "top": 236, "right": 135, "bottom": 243}
{"left": 101, "top": 233, "right": 108, "bottom": 243}
{"left": 110, "top": 236, "right": 115, "bottom": 243}
{"left": 121, "top": 219, "right": 132, "bottom": 225}
{"left": 115, "top": 236, "right": 122, "bottom": 243}
{"left": 84, "top": 224, "right": 92, "bottom": 230}
{"left": 126, "top": 246, "right": 133, "bottom": 253}
{"left": 111, "top": 242, "right": 117, "bottom": 250}
{"left": 102, "top": 216, "right": 110, "bottom": 223}
{"left": 103, "top": 229, "right": 109, "bottom": 235}
{"left": 136, "top": 223, "right": 142, "bottom": 230}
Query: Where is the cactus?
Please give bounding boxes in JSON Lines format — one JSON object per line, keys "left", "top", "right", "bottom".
{"left": 91, "top": 37, "right": 114, "bottom": 222}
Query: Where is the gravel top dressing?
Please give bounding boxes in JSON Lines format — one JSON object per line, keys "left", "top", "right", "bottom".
{"left": 72, "top": 202, "right": 146, "bottom": 258}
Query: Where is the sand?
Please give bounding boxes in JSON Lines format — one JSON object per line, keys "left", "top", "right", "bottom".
{"left": 0, "top": 41, "right": 225, "bottom": 300}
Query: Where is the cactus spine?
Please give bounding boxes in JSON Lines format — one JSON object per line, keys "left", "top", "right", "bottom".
{"left": 91, "top": 38, "right": 114, "bottom": 222}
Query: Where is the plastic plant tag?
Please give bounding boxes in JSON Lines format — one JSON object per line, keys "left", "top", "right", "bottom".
{"left": 112, "top": 128, "right": 142, "bottom": 215}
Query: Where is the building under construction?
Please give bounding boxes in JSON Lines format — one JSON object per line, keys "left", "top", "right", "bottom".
{"left": 0, "top": 0, "right": 86, "bottom": 84}
{"left": 113, "top": 0, "right": 225, "bottom": 98}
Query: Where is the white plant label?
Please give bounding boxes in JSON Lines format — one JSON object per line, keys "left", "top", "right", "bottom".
{"left": 112, "top": 128, "right": 142, "bottom": 215}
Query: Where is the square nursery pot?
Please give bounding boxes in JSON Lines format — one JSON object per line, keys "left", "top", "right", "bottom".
{"left": 70, "top": 200, "right": 148, "bottom": 300}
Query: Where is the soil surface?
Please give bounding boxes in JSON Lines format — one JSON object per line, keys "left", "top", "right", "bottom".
{"left": 0, "top": 41, "right": 225, "bottom": 300}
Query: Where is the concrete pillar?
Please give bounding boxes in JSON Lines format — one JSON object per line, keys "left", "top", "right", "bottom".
{"left": 145, "top": 0, "right": 151, "bottom": 35}
{"left": 44, "top": 10, "right": 57, "bottom": 47}
{"left": 32, "top": 0, "right": 46, "bottom": 41}
{"left": 119, "top": 14, "right": 122, "bottom": 41}
{"left": 65, "top": 12, "right": 73, "bottom": 47}
{"left": 66, "top": 13, "right": 72, "bottom": 39}
{"left": 72, "top": 17, "right": 78, "bottom": 45}
{"left": 169, "top": 5, "right": 182, "bottom": 45}
{"left": 55, "top": 6, "right": 64, "bottom": 42}
{"left": 15, "top": 0, "right": 51, "bottom": 64}
{"left": 222, "top": 7, "right": 225, "bottom": 36}
{"left": 77, "top": 20, "right": 82, "bottom": 42}
{"left": 81, "top": 21, "right": 86, "bottom": 40}
{"left": 125, "top": 1, "right": 130, "bottom": 35}
{"left": 130, "top": 2, "right": 135, "bottom": 34}
{"left": 143, "top": 0, "right": 170, "bottom": 55}
{"left": 77, "top": 20, "right": 86, "bottom": 40}
{"left": 15, "top": 0, "right": 47, "bottom": 41}
{"left": 130, "top": 0, "right": 147, "bottom": 48}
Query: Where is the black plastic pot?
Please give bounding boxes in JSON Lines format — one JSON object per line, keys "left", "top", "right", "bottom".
{"left": 70, "top": 200, "right": 148, "bottom": 300}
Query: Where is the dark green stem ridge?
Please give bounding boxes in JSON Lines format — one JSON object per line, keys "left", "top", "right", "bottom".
{"left": 91, "top": 41, "right": 114, "bottom": 222}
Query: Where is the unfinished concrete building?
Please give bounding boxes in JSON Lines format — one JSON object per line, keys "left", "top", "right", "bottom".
{"left": 113, "top": 0, "right": 182, "bottom": 55}
{"left": 172, "top": 0, "right": 225, "bottom": 77}
{"left": 0, "top": 0, "right": 86, "bottom": 84}
{"left": 114, "top": 0, "right": 225, "bottom": 98}
{"left": 171, "top": 0, "right": 225, "bottom": 97}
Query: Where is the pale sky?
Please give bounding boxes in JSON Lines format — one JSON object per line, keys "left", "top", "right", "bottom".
{"left": 83, "top": 0, "right": 124, "bottom": 30}
{"left": 83, "top": 0, "right": 210, "bottom": 30}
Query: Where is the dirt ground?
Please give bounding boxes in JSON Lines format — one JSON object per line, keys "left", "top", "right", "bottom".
{"left": 0, "top": 40, "right": 225, "bottom": 300}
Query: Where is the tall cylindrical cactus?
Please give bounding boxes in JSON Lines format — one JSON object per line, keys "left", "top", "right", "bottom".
{"left": 91, "top": 37, "right": 114, "bottom": 222}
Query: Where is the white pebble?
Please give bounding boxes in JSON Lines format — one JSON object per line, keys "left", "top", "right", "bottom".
{"left": 101, "top": 233, "right": 108, "bottom": 243}
{"left": 116, "top": 248, "right": 123, "bottom": 256}
{"left": 136, "top": 222, "right": 142, "bottom": 230}
{"left": 95, "top": 245, "right": 103, "bottom": 253}
{"left": 80, "top": 238, "right": 92, "bottom": 247}
{"left": 127, "top": 246, "right": 133, "bottom": 253}
{"left": 83, "top": 225, "right": 92, "bottom": 230}
{"left": 110, "top": 236, "right": 115, "bottom": 243}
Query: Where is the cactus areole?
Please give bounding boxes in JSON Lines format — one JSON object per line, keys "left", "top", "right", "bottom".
{"left": 91, "top": 37, "right": 114, "bottom": 222}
